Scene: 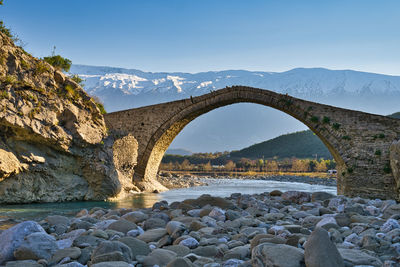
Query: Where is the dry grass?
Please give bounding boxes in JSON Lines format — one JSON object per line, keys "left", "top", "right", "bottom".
{"left": 162, "top": 170, "right": 334, "bottom": 179}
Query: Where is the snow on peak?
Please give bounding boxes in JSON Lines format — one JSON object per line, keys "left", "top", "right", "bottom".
{"left": 197, "top": 81, "right": 213, "bottom": 89}
{"left": 167, "top": 75, "right": 185, "bottom": 93}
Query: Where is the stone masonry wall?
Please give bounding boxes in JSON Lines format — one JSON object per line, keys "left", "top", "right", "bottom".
{"left": 105, "top": 86, "right": 400, "bottom": 200}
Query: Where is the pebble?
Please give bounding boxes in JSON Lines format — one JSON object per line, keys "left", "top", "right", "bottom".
{"left": 0, "top": 188, "right": 399, "bottom": 266}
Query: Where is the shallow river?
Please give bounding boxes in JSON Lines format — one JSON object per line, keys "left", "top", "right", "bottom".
{"left": 0, "top": 179, "right": 336, "bottom": 228}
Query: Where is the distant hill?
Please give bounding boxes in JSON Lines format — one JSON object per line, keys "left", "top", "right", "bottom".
{"left": 389, "top": 112, "right": 400, "bottom": 119}
{"left": 166, "top": 148, "right": 193, "bottom": 156}
{"left": 230, "top": 130, "right": 332, "bottom": 160}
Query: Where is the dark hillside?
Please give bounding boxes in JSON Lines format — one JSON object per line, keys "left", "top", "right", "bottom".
{"left": 230, "top": 130, "right": 332, "bottom": 159}
{"left": 388, "top": 112, "right": 400, "bottom": 119}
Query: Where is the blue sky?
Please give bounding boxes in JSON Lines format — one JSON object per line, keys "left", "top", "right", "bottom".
{"left": 2, "top": 0, "right": 400, "bottom": 74}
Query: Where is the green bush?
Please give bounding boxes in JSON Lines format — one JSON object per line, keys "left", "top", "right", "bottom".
{"left": 70, "top": 74, "right": 84, "bottom": 86}
{"left": 35, "top": 61, "right": 50, "bottom": 75}
{"left": 65, "top": 84, "right": 79, "bottom": 101}
{"left": 383, "top": 163, "right": 392, "bottom": 174}
{"left": 90, "top": 95, "right": 106, "bottom": 114}
{"left": 43, "top": 55, "right": 71, "bottom": 72}
{"left": 95, "top": 102, "right": 106, "bottom": 115}
{"left": 332, "top": 123, "right": 341, "bottom": 130}
{"left": 0, "top": 21, "right": 12, "bottom": 38}
{"left": 310, "top": 116, "right": 319, "bottom": 123}
{"left": 4, "top": 75, "right": 16, "bottom": 84}
{"left": 0, "top": 90, "right": 9, "bottom": 99}
{"left": 322, "top": 116, "right": 330, "bottom": 124}
{"left": 375, "top": 150, "right": 381, "bottom": 156}
{"left": 20, "top": 59, "right": 29, "bottom": 69}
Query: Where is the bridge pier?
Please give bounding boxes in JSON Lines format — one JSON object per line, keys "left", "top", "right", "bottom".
{"left": 105, "top": 86, "right": 400, "bottom": 200}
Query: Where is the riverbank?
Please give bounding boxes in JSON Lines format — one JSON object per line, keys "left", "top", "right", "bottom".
{"left": 158, "top": 172, "right": 336, "bottom": 189}
{"left": 0, "top": 190, "right": 399, "bottom": 266}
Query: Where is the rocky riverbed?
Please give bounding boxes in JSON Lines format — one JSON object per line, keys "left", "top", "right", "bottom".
{"left": 158, "top": 173, "right": 336, "bottom": 189}
{"left": 0, "top": 190, "right": 399, "bottom": 266}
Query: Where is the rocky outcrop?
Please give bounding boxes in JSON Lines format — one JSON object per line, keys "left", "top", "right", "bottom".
{"left": 390, "top": 140, "right": 400, "bottom": 193}
{"left": 0, "top": 32, "right": 138, "bottom": 203}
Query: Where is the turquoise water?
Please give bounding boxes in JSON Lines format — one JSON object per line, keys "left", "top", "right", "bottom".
{"left": 0, "top": 179, "right": 336, "bottom": 228}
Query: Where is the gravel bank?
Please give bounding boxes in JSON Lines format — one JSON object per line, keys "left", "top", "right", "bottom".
{"left": 0, "top": 190, "right": 399, "bottom": 266}
{"left": 158, "top": 173, "right": 336, "bottom": 189}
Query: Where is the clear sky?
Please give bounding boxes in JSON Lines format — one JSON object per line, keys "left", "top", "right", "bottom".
{"left": 2, "top": 0, "right": 400, "bottom": 74}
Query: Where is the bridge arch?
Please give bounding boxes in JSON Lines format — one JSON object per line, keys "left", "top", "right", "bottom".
{"left": 138, "top": 88, "right": 344, "bottom": 186}
{"left": 105, "top": 86, "right": 400, "bottom": 200}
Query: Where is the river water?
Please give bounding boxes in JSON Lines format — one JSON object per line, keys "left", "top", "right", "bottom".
{"left": 0, "top": 178, "right": 336, "bottom": 229}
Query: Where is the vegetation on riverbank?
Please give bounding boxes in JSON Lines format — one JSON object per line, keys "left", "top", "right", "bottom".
{"left": 160, "top": 170, "right": 334, "bottom": 179}
{"left": 161, "top": 149, "right": 336, "bottom": 174}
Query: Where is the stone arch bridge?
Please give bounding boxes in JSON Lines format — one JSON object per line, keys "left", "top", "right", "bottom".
{"left": 104, "top": 86, "right": 400, "bottom": 200}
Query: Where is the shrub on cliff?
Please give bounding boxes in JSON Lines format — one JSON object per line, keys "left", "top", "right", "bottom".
{"left": 43, "top": 55, "right": 72, "bottom": 72}
{"left": 91, "top": 95, "right": 107, "bottom": 114}
{"left": 70, "top": 74, "right": 84, "bottom": 86}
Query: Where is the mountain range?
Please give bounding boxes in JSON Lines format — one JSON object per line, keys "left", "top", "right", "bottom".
{"left": 71, "top": 65, "right": 400, "bottom": 152}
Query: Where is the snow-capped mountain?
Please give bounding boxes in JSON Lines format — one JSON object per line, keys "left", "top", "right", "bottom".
{"left": 71, "top": 65, "right": 400, "bottom": 113}
{"left": 70, "top": 65, "right": 400, "bottom": 152}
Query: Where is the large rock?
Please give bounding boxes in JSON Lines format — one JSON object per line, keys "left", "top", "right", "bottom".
{"left": 166, "top": 257, "right": 195, "bottom": 267}
{"left": 166, "top": 221, "right": 186, "bottom": 235}
{"left": 164, "top": 245, "right": 191, "bottom": 257}
{"left": 14, "top": 232, "right": 58, "bottom": 261}
{"left": 315, "top": 216, "right": 338, "bottom": 230}
{"left": 304, "top": 227, "right": 344, "bottom": 267}
{"left": 0, "top": 149, "right": 21, "bottom": 181}
{"left": 0, "top": 31, "right": 139, "bottom": 203}
{"left": 142, "top": 249, "right": 177, "bottom": 267}
{"left": 137, "top": 228, "right": 168, "bottom": 243}
{"left": 338, "top": 248, "right": 382, "bottom": 266}
{"left": 91, "top": 262, "right": 132, "bottom": 267}
{"left": 121, "top": 211, "right": 148, "bottom": 224}
{"left": 383, "top": 204, "right": 400, "bottom": 219}
{"left": 107, "top": 219, "right": 137, "bottom": 234}
{"left": 251, "top": 243, "right": 305, "bottom": 267}
{"left": 311, "top": 191, "right": 335, "bottom": 202}
{"left": 182, "top": 194, "right": 234, "bottom": 209}
{"left": 4, "top": 260, "right": 42, "bottom": 267}
{"left": 192, "top": 245, "right": 219, "bottom": 258}
{"left": 118, "top": 236, "right": 151, "bottom": 259}
{"left": 281, "top": 191, "right": 311, "bottom": 204}
{"left": 0, "top": 221, "right": 45, "bottom": 264}
{"left": 49, "top": 247, "right": 81, "bottom": 265}
{"left": 143, "top": 217, "right": 167, "bottom": 230}
{"left": 91, "top": 241, "right": 132, "bottom": 264}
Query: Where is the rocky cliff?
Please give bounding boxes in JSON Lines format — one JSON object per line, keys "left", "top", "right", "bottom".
{"left": 0, "top": 32, "right": 139, "bottom": 203}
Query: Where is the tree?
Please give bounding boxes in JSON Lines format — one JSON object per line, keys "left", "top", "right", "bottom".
{"left": 225, "top": 160, "right": 236, "bottom": 171}
{"left": 291, "top": 159, "right": 309, "bottom": 172}
{"left": 203, "top": 161, "right": 212, "bottom": 172}
{"left": 181, "top": 159, "right": 191, "bottom": 170}
{"left": 257, "top": 159, "right": 264, "bottom": 171}
{"left": 315, "top": 160, "right": 328, "bottom": 172}
{"left": 266, "top": 160, "right": 279, "bottom": 172}
{"left": 308, "top": 160, "right": 317, "bottom": 172}
{"left": 43, "top": 55, "right": 72, "bottom": 72}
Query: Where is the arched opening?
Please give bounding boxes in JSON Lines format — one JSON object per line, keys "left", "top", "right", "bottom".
{"left": 133, "top": 88, "right": 345, "bottom": 193}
